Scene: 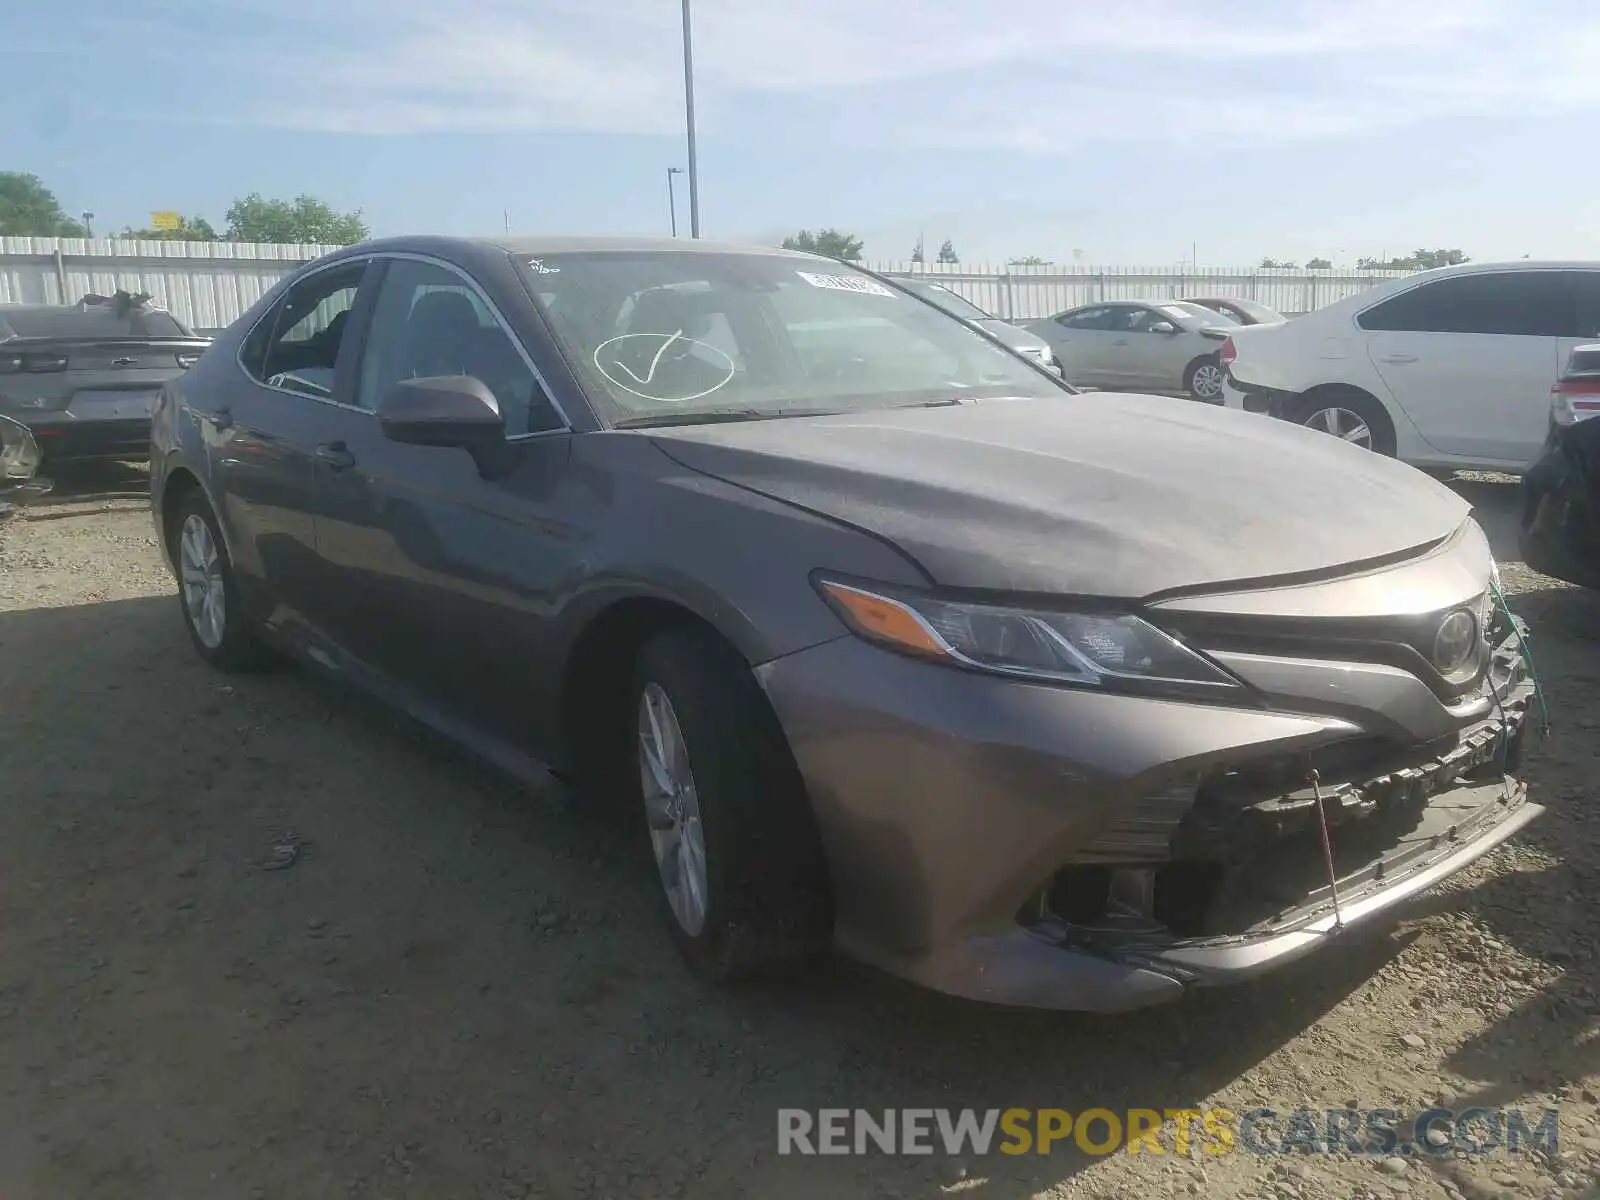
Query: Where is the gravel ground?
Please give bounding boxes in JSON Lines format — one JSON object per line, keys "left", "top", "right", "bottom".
{"left": 0, "top": 465, "right": 1597, "bottom": 1200}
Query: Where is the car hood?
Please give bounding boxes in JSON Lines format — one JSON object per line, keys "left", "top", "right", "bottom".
{"left": 646, "top": 395, "right": 1472, "bottom": 598}
{"left": 974, "top": 318, "right": 1048, "bottom": 352}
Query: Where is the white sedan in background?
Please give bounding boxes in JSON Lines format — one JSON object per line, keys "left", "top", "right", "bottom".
{"left": 1023, "top": 301, "right": 1234, "bottom": 400}
{"left": 1222, "top": 260, "right": 1600, "bottom": 471}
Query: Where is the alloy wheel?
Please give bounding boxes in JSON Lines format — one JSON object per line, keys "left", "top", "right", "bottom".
{"left": 179, "top": 513, "right": 227, "bottom": 649}
{"left": 1302, "top": 406, "right": 1373, "bottom": 449}
{"left": 638, "top": 682, "right": 709, "bottom": 937}
{"left": 1190, "top": 363, "right": 1224, "bottom": 399}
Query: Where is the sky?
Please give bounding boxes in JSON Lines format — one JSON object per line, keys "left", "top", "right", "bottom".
{"left": 6, "top": 0, "right": 1600, "bottom": 267}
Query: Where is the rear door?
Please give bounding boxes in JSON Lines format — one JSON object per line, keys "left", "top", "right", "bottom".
{"left": 1040, "top": 305, "right": 1118, "bottom": 385}
{"left": 214, "top": 258, "right": 374, "bottom": 630}
{"left": 1359, "top": 269, "right": 1570, "bottom": 465}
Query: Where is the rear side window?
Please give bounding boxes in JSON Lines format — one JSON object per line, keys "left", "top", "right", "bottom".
{"left": 1058, "top": 307, "right": 1114, "bottom": 330}
{"left": 0, "top": 306, "right": 187, "bottom": 338}
{"left": 242, "top": 261, "right": 369, "bottom": 398}
{"left": 1357, "top": 271, "right": 1574, "bottom": 337}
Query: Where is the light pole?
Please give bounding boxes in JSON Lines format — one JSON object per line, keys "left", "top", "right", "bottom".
{"left": 666, "top": 167, "right": 684, "bottom": 237}
{"left": 680, "top": 0, "right": 701, "bottom": 238}
{"left": 81, "top": 210, "right": 95, "bottom": 237}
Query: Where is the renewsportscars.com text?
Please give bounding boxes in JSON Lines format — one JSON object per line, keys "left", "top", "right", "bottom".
{"left": 777, "top": 1107, "right": 1560, "bottom": 1158}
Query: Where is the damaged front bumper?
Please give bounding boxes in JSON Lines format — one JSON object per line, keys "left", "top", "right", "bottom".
{"left": 758, "top": 608, "right": 1542, "bottom": 1012}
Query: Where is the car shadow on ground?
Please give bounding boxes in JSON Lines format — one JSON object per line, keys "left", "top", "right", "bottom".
{"left": 0, "top": 593, "right": 1429, "bottom": 1199}
{"left": 28, "top": 459, "right": 150, "bottom": 512}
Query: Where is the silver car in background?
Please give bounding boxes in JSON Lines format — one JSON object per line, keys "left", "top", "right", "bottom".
{"left": 891, "top": 277, "right": 1062, "bottom": 376}
{"left": 1024, "top": 300, "right": 1234, "bottom": 400}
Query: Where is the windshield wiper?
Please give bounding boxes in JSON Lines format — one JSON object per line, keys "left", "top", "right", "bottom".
{"left": 612, "top": 407, "right": 852, "bottom": 429}
{"left": 611, "top": 408, "right": 771, "bottom": 429}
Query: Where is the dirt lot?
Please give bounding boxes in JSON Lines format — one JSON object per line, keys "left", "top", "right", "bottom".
{"left": 1, "top": 465, "right": 1598, "bottom": 1200}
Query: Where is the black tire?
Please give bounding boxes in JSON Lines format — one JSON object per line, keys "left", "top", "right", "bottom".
{"left": 169, "top": 490, "right": 276, "bottom": 672}
{"left": 629, "top": 624, "right": 832, "bottom": 982}
{"left": 1183, "top": 355, "right": 1225, "bottom": 402}
{"left": 1287, "top": 386, "right": 1397, "bottom": 456}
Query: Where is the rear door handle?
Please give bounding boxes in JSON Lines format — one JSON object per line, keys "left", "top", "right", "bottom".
{"left": 315, "top": 442, "right": 357, "bottom": 471}
{"left": 1377, "top": 353, "right": 1419, "bottom": 364}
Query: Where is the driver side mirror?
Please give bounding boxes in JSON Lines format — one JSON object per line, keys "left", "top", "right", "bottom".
{"left": 378, "top": 376, "right": 513, "bottom": 477}
{"left": 1147, "top": 321, "right": 1178, "bottom": 335}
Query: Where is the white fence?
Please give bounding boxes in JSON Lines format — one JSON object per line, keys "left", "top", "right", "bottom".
{"left": 871, "top": 261, "right": 1417, "bottom": 322}
{"left": 0, "top": 238, "right": 1418, "bottom": 333}
{"left": 0, "top": 238, "right": 335, "bottom": 333}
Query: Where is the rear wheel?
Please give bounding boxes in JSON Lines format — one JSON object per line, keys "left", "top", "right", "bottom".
{"left": 630, "top": 625, "right": 832, "bottom": 981}
{"left": 1184, "top": 356, "right": 1225, "bottom": 401}
{"left": 170, "top": 491, "right": 275, "bottom": 671}
{"left": 1288, "top": 387, "right": 1397, "bottom": 456}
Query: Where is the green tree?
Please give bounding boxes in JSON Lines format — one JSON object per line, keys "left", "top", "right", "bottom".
{"left": 1259, "top": 256, "right": 1298, "bottom": 269}
{"left": 224, "top": 193, "right": 369, "bottom": 245}
{"left": 1357, "top": 248, "right": 1470, "bottom": 271}
{"left": 1007, "top": 255, "right": 1048, "bottom": 266}
{"left": 0, "top": 172, "right": 86, "bottom": 236}
{"left": 781, "top": 229, "right": 864, "bottom": 260}
{"left": 119, "top": 215, "right": 218, "bottom": 241}
{"left": 1306, "top": 256, "right": 1333, "bottom": 270}
{"left": 937, "top": 238, "right": 959, "bottom": 264}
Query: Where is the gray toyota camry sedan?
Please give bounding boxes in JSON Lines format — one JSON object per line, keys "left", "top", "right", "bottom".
{"left": 150, "top": 236, "right": 1540, "bottom": 1011}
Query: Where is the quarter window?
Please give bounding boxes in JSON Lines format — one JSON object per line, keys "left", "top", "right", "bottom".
{"left": 245, "top": 261, "right": 369, "bottom": 398}
{"left": 1357, "top": 271, "right": 1575, "bottom": 337}
{"left": 356, "top": 260, "right": 561, "bottom": 435}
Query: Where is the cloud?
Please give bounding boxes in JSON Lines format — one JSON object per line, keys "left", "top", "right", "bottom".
{"left": 44, "top": 0, "right": 1600, "bottom": 147}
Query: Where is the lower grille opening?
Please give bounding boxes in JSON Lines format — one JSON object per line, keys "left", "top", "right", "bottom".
{"left": 1024, "top": 710, "right": 1527, "bottom": 948}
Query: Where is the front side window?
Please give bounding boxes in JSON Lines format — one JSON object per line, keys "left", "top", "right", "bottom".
{"left": 358, "top": 259, "right": 560, "bottom": 435}
{"left": 245, "top": 261, "right": 368, "bottom": 398}
{"left": 519, "top": 252, "right": 1065, "bottom": 424}
{"left": 1358, "top": 271, "right": 1575, "bottom": 337}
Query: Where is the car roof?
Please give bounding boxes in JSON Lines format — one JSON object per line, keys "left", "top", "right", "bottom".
{"left": 325, "top": 234, "right": 831, "bottom": 261}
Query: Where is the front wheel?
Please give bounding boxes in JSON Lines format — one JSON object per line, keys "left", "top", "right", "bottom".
{"left": 1184, "top": 356, "right": 1225, "bottom": 402}
{"left": 630, "top": 625, "right": 832, "bottom": 982}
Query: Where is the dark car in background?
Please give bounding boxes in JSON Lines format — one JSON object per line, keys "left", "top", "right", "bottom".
{"left": 890, "top": 276, "right": 1061, "bottom": 375}
{"left": 152, "top": 235, "right": 1539, "bottom": 1011}
{"left": 1, "top": 292, "right": 211, "bottom": 463}
{"left": 1521, "top": 343, "right": 1600, "bottom": 589}
{"left": 1184, "top": 296, "right": 1288, "bottom": 326}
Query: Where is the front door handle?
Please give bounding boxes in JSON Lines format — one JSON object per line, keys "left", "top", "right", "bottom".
{"left": 315, "top": 442, "right": 357, "bottom": 471}
{"left": 1377, "top": 353, "right": 1419, "bottom": 364}
{"left": 1112, "top": 338, "right": 1131, "bottom": 346}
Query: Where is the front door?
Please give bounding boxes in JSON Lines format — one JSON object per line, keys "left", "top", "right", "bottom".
{"left": 309, "top": 255, "right": 579, "bottom": 746}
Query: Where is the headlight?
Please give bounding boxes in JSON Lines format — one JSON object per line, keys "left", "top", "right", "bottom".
{"left": 815, "top": 579, "right": 1241, "bottom": 693}
{"left": 1032, "top": 345, "right": 1055, "bottom": 366}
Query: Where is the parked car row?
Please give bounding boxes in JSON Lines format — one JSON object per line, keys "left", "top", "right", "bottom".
{"left": 144, "top": 234, "right": 1543, "bottom": 1013}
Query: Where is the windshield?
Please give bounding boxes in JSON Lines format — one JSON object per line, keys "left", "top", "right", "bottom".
{"left": 1227, "top": 298, "right": 1284, "bottom": 323}
{"left": 894, "top": 278, "right": 994, "bottom": 321}
{"left": 0, "top": 305, "right": 189, "bottom": 339}
{"left": 520, "top": 252, "right": 1065, "bottom": 425}
{"left": 1162, "top": 301, "right": 1238, "bottom": 327}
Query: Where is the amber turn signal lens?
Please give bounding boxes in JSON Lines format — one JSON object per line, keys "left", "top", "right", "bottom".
{"left": 819, "top": 582, "right": 949, "bottom": 657}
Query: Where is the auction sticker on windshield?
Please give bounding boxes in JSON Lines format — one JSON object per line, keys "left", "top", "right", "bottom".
{"left": 796, "top": 271, "right": 896, "bottom": 298}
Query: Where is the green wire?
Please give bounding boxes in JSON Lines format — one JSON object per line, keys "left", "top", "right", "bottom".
{"left": 1489, "top": 573, "right": 1552, "bottom": 738}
